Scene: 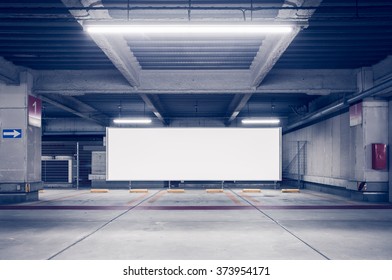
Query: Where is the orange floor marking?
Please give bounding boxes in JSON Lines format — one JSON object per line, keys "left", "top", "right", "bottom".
{"left": 147, "top": 190, "right": 166, "bottom": 204}
{"left": 241, "top": 193, "right": 260, "bottom": 204}
{"left": 225, "top": 192, "right": 245, "bottom": 206}
{"left": 126, "top": 193, "right": 150, "bottom": 206}
{"left": 31, "top": 191, "right": 90, "bottom": 205}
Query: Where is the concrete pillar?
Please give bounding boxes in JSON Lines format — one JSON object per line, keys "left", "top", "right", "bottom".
{"left": 348, "top": 98, "right": 388, "bottom": 201}
{"left": 348, "top": 67, "right": 389, "bottom": 201}
{"left": 0, "top": 72, "right": 42, "bottom": 203}
{"left": 362, "top": 99, "right": 389, "bottom": 190}
{"left": 357, "top": 67, "right": 374, "bottom": 92}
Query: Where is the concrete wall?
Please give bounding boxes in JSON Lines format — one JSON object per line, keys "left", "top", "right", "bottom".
{"left": 283, "top": 111, "right": 355, "bottom": 189}
{"left": 283, "top": 99, "right": 389, "bottom": 196}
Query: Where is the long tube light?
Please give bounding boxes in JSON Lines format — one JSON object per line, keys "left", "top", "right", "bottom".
{"left": 242, "top": 118, "right": 280, "bottom": 125}
{"left": 85, "top": 24, "right": 293, "bottom": 35}
{"left": 113, "top": 118, "right": 152, "bottom": 124}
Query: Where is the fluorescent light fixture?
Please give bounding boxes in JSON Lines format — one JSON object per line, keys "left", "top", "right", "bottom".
{"left": 113, "top": 118, "right": 152, "bottom": 124}
{"left": 85, "top": 24, "right": 293, "bottom": 35}
{"left": 242, "top": 118, "right": 280, "bottom": 125}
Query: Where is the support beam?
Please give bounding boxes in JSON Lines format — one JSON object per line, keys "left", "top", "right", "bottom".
{"left": 60, "top": 1, "right": 140, "bottom": 87}
{"left": 139, "top": 70, "right": 252, "bottom": 93}
{"left": 39, "top": 94, "right": 109, "bottom": 127}
{"left": 43, "top": 118, "right": 106, "bottom": 135}
{"left": 34, "top": 69, "right": 133, "bottom": 95}
{"left": 61, "top": 0, "right": 167, "bottom": 125}
{"left": 86, "top": 34, "right": 140, "bottom": 87}
{"left": 251, "top": 28, "right": 301, "bottom": 88}
{"left": 226, "top": 0, "right": 323, "bottom": 124}
{"left": 252, "top": 0, "right": 323, "bottom": 87}
{"left": 0, "top": 57, "right": 20, "bottom": 84}
{"left": 225, "top": 93, "right": 253, "bottom": 124}
{"left": 373, "top": 55, "right": 392, "bottom": 85}
{"left": 139, "top": 93, "right": 167, "bottom": 125}
{"left": 33, "top": 69, "right": 357, "bottom": 96}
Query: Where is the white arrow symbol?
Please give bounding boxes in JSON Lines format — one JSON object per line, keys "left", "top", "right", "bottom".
{"left": 3, "top": 130, "right": 21, "bottom": 138}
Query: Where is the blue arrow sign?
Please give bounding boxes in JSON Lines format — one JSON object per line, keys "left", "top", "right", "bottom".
{"left": 2, "top": 129, "right": 22, "bottom": 139}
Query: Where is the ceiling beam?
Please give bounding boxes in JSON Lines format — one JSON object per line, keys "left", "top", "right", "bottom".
{"left": 140, "top": 94, "right": 167, "bottom": 124}
{"left": 39, "top": 94, "right": 109, "bottom": 127}
{"left": 225, "top": 93, "right": 252, "bottom": 123}
{"left": 33, "top": 68, "right": 357, "bottom": 96}
{"left": 251, "top": 0, "right": 324, "bottom": 87}
{"left": 0, "top": 56, "right": 20, "bottom": 84}
{"left": 250, "top": 28, "right": 301, "bottom": 88}
{"left": 84, "top": 33, "right": 141, "bottom": 87}
{"left": 226, "top": 0, "right": 323, "bottom": 125}
{"left": 61, "top": 0, "right": 167, "bottom": 125}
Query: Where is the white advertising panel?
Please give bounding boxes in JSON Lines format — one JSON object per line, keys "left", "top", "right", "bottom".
{"left": 107, "top": 128, "right": 281, "bottom": 181}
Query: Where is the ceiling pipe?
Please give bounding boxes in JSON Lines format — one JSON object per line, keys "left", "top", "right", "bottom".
{"left": 284, "top": 76, "right": 392, "bottom": 134}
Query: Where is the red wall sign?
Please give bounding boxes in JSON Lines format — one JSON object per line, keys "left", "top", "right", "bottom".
{"left": 28, "top": 95, "right": 42, "bottom": 128}
{"left": 372, "top": 143, "right": 387, "bottom": 170}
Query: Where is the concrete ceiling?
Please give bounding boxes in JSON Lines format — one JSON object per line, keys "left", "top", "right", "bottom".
{"left": 0, "top": 0, "right": 392, "bottom": 132}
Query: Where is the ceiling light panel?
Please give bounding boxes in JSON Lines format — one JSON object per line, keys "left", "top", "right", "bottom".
{"left": 85, "top": 24, "right": 293, "bottom": 35}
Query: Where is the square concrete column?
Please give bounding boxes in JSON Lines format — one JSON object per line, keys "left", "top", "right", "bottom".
{"left": 0, "top": 72, "right": 42, "bottom": 203}
{"left": 362, "top": 99, "right": 388, "bottom": 187}
{"left": 348, "top": 98, "right": 389, "bottom": 201}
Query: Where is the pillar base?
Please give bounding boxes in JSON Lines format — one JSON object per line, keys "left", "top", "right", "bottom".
{"left": 303, "top": 181, "right": 389, "bottom": 202}
{"left": 0, "top": 191, "right": 39, "bottom": 204}
{"left": 350, "top": 191, "right": 389, "bottom": 202}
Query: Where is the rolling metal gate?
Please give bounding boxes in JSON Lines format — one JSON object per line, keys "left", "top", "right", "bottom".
{"left": 41, "top": 141, "right": 96, "bottom": 187}
{"left": 41, "top": 157, "right": 72, "bottom": 183}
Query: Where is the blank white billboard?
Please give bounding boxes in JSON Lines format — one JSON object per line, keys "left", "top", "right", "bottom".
{"left": 106, "top": 128, "right": 281, "bottom": 181}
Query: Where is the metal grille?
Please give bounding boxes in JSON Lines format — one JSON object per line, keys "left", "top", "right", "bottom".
{"left": 42, "top": 141, "right": 94, "bottom": 187}
{"left": 41, "top": 160, "right": 69, "bottom": 183}
{"left": 282, "top": 141, "right": 307, "bottom": 188}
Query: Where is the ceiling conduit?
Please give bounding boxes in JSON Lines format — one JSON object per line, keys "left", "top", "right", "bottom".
{"left": 284, "top": 76, "right": 392, "bottom": 133}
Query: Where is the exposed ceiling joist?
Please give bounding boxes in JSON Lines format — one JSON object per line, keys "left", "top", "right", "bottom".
{"left": 39, "top": 93, "right": 109, "bottom": 127}
{"left": 61, "top": 0, "right": 168, "bottom": 125}
{"left": 251, "top": 28, "right": 301, "bottom": 88}
{"left": 84, "top": 33, "right": 141, "bottom": 86}
{"left": 226, "top": 0, "right": 323, "bottom": 125}
{"left": 225, "top": 94, "right": 252, "bottom": 124}
{"left": 33, "top": 68, "right": 358, "bottom": 96}
{"left": 60, "top": 0, "right": 140, "bottom": 87}
{"left": 0, "top": 56, "right": 20, "bottom": 84}
{"left": 140, "top": 94, "right": 167, "bottom": 124}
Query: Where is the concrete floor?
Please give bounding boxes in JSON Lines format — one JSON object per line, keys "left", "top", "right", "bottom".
{"left": 0, "top": 188, "right": 391, "bottom": 260}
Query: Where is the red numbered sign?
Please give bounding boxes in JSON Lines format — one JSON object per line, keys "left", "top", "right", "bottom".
{"left": 28, "top": 95, "right": 42, "bottom": 128}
